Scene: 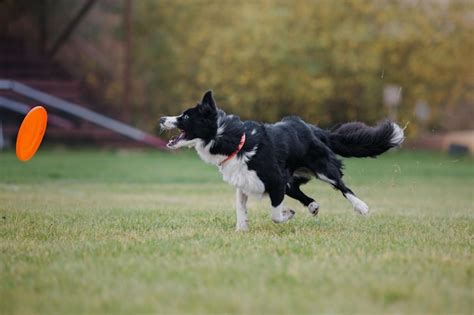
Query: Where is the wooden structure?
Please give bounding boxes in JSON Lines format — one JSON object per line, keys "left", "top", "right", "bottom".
{"left": 0, "top": 1, "right": 165, "bottom": 149}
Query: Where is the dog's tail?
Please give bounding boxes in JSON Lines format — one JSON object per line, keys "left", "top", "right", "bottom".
{"left": 326, "top": 121, "right": 404, "bottom": 158}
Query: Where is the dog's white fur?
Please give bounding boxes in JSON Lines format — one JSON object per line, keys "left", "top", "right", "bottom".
{"left": 161, "top": 115, "right": 179, "bottom": 130}
{"left": 317, "top": 173, "right": 337, "bottom": 185}
{"left": 195, "top": 140, "right": 266, "bottom": 198}
{"left": 235, "top": 189, "right": 249, "bottom": 231}
{"left": 271, "top": 203, "right": 295, "bottom": 223}
{"left": 345, "top": 193, "right": 369, "bottom": 215}
{"left": 308, "top": 201, "right": 319, "bottom": 215}
{"left": 390, "top": 123, "right": 405, "bottom": 146}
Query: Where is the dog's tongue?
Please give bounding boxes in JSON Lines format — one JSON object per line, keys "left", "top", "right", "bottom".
{"left": 168, "top": 132, "right": 185, "bottom": 145}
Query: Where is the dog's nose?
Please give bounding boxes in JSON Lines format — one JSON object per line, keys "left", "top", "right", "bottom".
{"left": 159, "top": 117, "right": 166, "bottom": 124}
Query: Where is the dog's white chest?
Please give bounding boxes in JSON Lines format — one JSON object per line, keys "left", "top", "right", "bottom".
{"left": 195, "top": 141, "right": 265, "bottom": 197}
{"left": 219, "top": 158, "right": 265, "bottom": 197}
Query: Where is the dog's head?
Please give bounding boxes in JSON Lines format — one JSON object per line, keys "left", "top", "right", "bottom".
{"left": 160, "top": 91, "right": 218, "bottom": 149}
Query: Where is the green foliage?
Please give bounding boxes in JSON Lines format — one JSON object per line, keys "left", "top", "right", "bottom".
{"left": 3, "top": 0, "right": 472, "bottom": 132}
{"left": 0, "top": 150, "right": 473, "bottom": 313}
{"left": 130, "top": 0, "right": 473, "bottom": 132}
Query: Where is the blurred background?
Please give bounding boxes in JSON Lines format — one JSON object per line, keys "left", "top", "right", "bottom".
{"left": 0, "top": 0, "right": 473, "bottom": 153}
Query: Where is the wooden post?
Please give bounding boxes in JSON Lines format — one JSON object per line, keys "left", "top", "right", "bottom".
{"left": 47, "top": 0, "right": 97, "bottom": 58}
{"left": 39, "top": 0, "right": 47, "bottom": 55}
{"left": 122, "top": 0, "right": 133, "bottom": 123}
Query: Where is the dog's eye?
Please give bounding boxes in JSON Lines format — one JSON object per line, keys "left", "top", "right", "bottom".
{"left": 183, "top": 115, "right": 189, "bottom": 120}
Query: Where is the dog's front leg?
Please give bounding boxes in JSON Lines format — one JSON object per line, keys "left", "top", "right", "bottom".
{"left": 269, "top": 187, "right": 295, "bottom": 223}
{"left": 235, "top": 188, "right": 249, "bottom": 231}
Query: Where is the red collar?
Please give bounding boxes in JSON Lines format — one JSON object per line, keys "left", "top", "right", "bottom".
{"left": 219, "top": 133, "right": 246, "bottom": 166}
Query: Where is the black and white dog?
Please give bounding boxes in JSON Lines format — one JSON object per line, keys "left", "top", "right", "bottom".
{"left": 160, "top": 91, "right": 404, "bottom": 231}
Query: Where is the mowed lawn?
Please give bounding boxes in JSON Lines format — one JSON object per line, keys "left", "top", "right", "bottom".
{"left": 0, "top": 149, "right": 472, "bottom": 314}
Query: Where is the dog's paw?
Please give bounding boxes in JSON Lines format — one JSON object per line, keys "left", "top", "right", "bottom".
{"left": 272, "top": 209, "right": 295, "bottom": 223}
{"left": 235, "top": 221, "right": 249, "bottom": 232}
{"left": 354, "top": 203, "right": 369, "bottom": 215}
{"left": 346, "top": 194, "right": 369, "bottom": 215}
{"left": 283, "top": 209, "right": 295, "bottom": 219}
{"left": 308, "top": 201, "right": 320, "bottom": 216}
{"left": 353, "top": 200, "right": 369, "bottom": 215}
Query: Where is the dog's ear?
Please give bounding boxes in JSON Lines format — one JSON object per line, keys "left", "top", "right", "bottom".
{"left": 200, "top": 90, "right": 216, "bottom": 112}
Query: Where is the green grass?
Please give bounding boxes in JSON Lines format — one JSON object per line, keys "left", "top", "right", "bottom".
{"left": 0, "top": 149, "right": 473, "bottom": 314}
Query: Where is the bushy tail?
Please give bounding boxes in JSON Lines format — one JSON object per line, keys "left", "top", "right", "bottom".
{"left": 327, "top": 121, "right": 404, "bottom": 158}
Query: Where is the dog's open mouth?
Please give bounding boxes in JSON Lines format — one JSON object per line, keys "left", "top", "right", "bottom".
{"left": 168, "top": 130, "right": 186, "bottom": 146}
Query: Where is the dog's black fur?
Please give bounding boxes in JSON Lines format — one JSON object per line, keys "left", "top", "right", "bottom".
{"left": 160, "top": 91, "right": 404, "bottom": 222}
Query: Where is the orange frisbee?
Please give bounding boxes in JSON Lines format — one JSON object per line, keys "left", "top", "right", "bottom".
{"left": 16, "top": 106, "right": 48, "bottom": 162}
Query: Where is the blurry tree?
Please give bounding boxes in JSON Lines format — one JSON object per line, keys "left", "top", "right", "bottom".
{"left": 130, "top": 0, "right": 473, "bottom": 133}
{"left": 3, "top": 0, "right": 473, "bottom": 133}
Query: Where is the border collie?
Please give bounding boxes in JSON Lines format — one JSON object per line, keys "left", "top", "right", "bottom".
{"left": 160, "top": 91, "right": 404, "bottom": 231}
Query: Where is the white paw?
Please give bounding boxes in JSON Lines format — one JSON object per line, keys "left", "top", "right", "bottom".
{"left": 354, "top": 202, "right": 369, "bottom": 215}
{"left": 272, "top": 209, "right": 295, "bottom": 223}
{"left": 346, "top": 194, "right": 369, "bottom": 215}
{"left": 308, "top": 201, "right": 320, "bottom": 216}
{"left": 236, "top": 221, "right": 249, "bottom": 231}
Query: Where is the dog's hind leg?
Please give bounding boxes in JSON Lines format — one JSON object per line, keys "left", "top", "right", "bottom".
{"left": 308, "top": 156, "right": 369, "bottom": 215}
{"left": 235, "top": 188, "right": 249, "bottom": 231}
{"left": 268, "top": 185, "right": 295, "bottom": 223}
{"left": 319, "top": 174, "right": 368, "bottom": 215}
{"left": 285, "top": 176, "right": 320, "bottom": 216}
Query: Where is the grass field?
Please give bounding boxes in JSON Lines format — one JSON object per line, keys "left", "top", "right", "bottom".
{"left": 0, "top": 149, "right": 472, "bottom": 314}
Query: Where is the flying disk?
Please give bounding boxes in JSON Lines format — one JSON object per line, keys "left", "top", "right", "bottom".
{"left": 16, "top": 106, "right": 48, "bottom": 162}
